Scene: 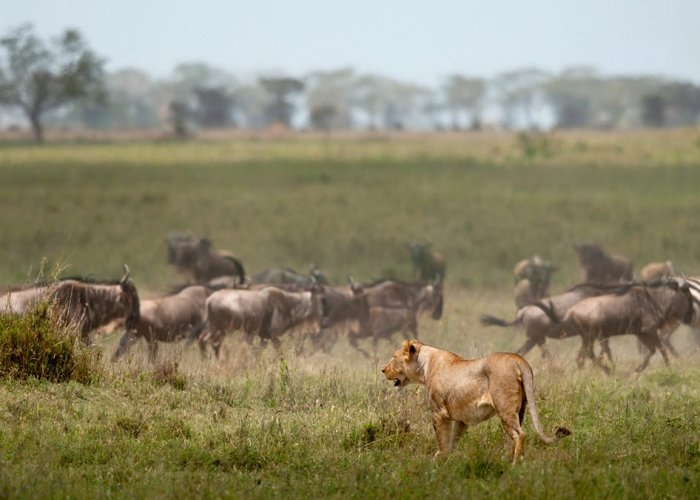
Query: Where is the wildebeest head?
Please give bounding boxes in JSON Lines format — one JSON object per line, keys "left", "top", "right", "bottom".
{"left": 415, "top": 282, "right": 443, "bottom": 320}
{"left": 407, "top": 241, "right": 430, "bottom": 264}
{"left": 575, "top": 243, "right": 605, "bottom": 268}
{"left": 430, "top": 283, "right": 444, "bottom": 319}
{"left": 166, "top": 233, "right": 199, "bottom": 267}
{"left": 118, "top": 265, "right": 141, "bottom": 332}
{"left": 667, "top": 277, "right": 696, "bottom": 325}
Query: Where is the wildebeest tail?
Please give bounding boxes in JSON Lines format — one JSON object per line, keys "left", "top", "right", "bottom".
{"left": 531, "top": 300, "right": 560, "bottom": 323}
{"left": 225, "top": 256, "right": 247, "bottom": 282}
{"left": 480, "top": 314, "right": 519, "bottom": 328}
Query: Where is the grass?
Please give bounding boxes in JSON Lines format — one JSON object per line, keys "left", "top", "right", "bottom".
{"left": 1, "top": 129, "right": 700, "bottom": 498}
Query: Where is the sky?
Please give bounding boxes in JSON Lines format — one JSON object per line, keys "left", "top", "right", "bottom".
{"left": 2, "top": 0, "right": 699, "bottom": 86}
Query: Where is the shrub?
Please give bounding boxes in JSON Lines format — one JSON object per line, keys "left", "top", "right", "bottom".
{"left": 0, "top": 303, "right": 100, "bottom": 383}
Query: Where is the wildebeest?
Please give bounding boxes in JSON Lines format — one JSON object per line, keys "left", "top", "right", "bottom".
{"left": 308, "top": 284, "right": 371, "bottom": 353}
{"left": 407, "top": 242, "right": 446, "bottom": 284}
{"left": 481, "top": 282, "right": 631, "bottom": 357}
{"left": 0, "top": 266, "right": 140, "bottom": 344}
{"left": 193, "top": 285, "right": 327, "bottom": 358}
{"left": 560, "top": 278, "right": 696, "bottom": 373}
{"left": 249, "top": 266, "right": 329, "bottom": 286}
{"left": 513, "top": 255, "right": 556, "bottom": 309}
{"left": 575, "top": 243, "right": 633, "bottom": 284}
{"left": 639, "top": 261, "right": 674, "bottom": 282}
{"left": 111, "top": 285, "right": 214, "bottom": 362}
{"left": 166, "top": 233, "right": 246, "bottom": 285}
{"left": 343, "top": 279, "right": 444, "bottom": 356}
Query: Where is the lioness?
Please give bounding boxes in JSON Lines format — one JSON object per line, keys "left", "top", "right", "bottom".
{"left": 382, "top": 340, "right": 570, "bottom": 463}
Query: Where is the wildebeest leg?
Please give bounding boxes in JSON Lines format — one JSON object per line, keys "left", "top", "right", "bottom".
{"left": 196, "top": 331, "right": 211, "bottom": 358}
{"left": 635, "top": 333, "right": 665, "bottom": 372}
{"left": 312, "top": 328, "right": 339, "bottom": 354}
{"left": 210, "top": 330, "right": 226, "bottom": 359}
{"left": 111, "top": 330, "right": 139, "bottom": 362}
{"left": 348, "top": 335, "right": 371, "bottom": 358}
{"left": 147, "top": 341, "right": 159, "bottom": 363}
{"left": 536, "top": 338, "right": 550, "bottom": 358}
{"left": 589, "top": 337, "right": 611, "bottom": 374}
{"left": 516, "top": 337, "right": 539, "bottom": 356}
{"left": 599, "top": 338, "right": 615, "bottom": 368}
{"left": 575, "top": 337, "right": 592, "bottom": 370}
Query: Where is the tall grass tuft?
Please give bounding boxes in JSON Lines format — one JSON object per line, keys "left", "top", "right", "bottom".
{"left": 0, "top": 303, "right": 101, "bottom": 383}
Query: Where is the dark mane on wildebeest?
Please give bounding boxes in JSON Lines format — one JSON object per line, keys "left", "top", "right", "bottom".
{"left": 0, "top": 268, "right": 141, "bottom": 344}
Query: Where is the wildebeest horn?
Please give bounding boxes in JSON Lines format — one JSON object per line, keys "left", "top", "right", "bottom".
{"left": 121, "top": 264, "right": 130, "bottom": 283}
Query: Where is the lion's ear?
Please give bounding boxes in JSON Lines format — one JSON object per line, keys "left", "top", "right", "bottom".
{"left": 402, "top": 339, "right": 412, "bottom": 355}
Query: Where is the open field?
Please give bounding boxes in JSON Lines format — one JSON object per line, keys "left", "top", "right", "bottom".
{"left": 1, "top": 129, "right": 700, "bottom": 497}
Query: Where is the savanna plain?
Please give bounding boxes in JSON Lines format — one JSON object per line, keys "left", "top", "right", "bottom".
{"left": 1, "top": 129, "right": 700, "bottom": 498}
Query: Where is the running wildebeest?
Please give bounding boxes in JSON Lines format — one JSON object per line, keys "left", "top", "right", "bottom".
{"left": 244, "top": 281, "right": 371, "bottom": 354}
{"left": 639, "top": 261, "right": 674, "bottom": 282}
{"left": 192, "top": 285, "right": 327, "bottom": 358}
{"left": 481, "top": 282, "right": 634, "bottom": 357}
{"left": 575, "top": 243, "right": 633, "bottom": 284}
{"left": 343, "top": 279, "right": 444, "bottom": 356}
{"left": 407, "top": 242, "right": 446, "bottom": 284}
{"left": 560, "top": 278, "right": 696, "bottom": 373}
{"left": 249, "top": 266, "right": 329, "bottom": 286}
{"left": 166, "top": 233, "right": 246, "bottom": 285}
{"left": 112, "top": 285, "right": 214, "bottom": 362}
{"left": 513, "top": 255, "right": 556, "bottom": 309}
{"left": 0, "top": 266, "right": 140, "bottom": 344}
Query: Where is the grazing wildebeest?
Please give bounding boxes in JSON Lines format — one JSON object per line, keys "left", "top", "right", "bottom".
{"left": 575, "top": 243, "right": 633, "bottom": 284}
{"left": 112, "top": 285, "right": 214, "bottom": 362}
{"left": 193, "top": 285, "right": 327, "bottom": 358}
{"left": 344, "top": 279, "right": 444, "bottom": 356}
{"left": 166, "top": 233, "right": 246, "bottom": 285}
{"left": 249, "top": 266, "right": 329, "bottom": 286}
{"left": 513, "top": 256, "right": 556, "bottom": 309}
{"left": 407, "top": 242, "right": 446, "bottom": 284}
{"left": 639, "top": 261, "right": 674, "bottom": 282}
{"left": 481, "top": 282, "right": 632, "bottom": 357}
{"left": 561, "top": 278, "right": 696, "bottom": 373}
{"left": 0, "top": 266, "right": 140, "bottom": 344}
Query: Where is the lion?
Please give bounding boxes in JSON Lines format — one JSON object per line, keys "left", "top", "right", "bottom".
{"left": 382, "top": 340, "right": 571, "bottom": 463}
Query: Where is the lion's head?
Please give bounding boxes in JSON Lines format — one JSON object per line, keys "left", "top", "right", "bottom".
{"left": 381, "top": 339, "right": 423, "bottom": 388}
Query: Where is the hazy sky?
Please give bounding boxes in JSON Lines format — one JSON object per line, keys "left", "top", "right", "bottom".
{"left": 3, "top": 1, "right": 699, "bottom": 86}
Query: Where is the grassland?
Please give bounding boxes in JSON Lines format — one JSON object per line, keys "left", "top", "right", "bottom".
{"left": 1, "top": 129, "right": 700, "bottom": 498}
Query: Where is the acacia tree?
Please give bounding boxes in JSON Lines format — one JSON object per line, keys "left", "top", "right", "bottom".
{"left": 0, "top": 24, "right": 105, "bottom": 142}
{"left": 259, "top": 77, "right": 305, "bottom": 127}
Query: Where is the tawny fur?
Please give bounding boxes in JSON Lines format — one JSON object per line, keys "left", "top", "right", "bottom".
{"left": 382, "top": 340, "right": 570, "bottom": 464}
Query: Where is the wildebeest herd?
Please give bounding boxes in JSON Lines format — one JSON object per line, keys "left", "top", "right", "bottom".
{"left": 1, "top": 236, "right": 698, "bottom": 374}
{"left": 482, "top": 243, "right": 700, "bottom": 373}
{"left": 0, "top": 234, "right": 444, "bottom": 364}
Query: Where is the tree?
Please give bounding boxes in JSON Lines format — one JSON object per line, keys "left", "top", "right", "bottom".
{"left": 309, "top": 103, "right": 338, "bottom": 131}
{"left": 259, "top": 76, "right": 305, "bottom": 127}
{"left": 0, "top": 24, "right": 105, "bottom": 142}
{"left": 194, "top": 87, "right": 233, "bottom": 128}
{"left": 305, "top": 67, "right": 356, "bottom": 129}
{"left": 640, "top": 94, "right": 665, "bottom": 127}
{"left": 442, "top": 75, "right": 485, "bottom": 129}
{"left": 494, "top": 67, "right": 550, "bottom": 128}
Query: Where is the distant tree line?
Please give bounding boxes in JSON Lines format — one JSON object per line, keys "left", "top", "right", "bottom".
{"left": 1, "top": 24, "right": 699, "bottom": 142}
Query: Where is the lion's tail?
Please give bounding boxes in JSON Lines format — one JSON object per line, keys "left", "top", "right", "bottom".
{"left": 519, "top": 359, "right": 571, "bottom": 444}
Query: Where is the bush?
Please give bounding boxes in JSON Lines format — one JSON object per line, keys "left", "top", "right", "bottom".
{"left": 0, "top": 304, "right": 100, "bottom": 383}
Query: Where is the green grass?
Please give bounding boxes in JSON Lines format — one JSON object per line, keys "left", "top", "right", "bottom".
{"left": 1, "top": 130, "right": 700, "bottom": 498}
{"left": 0, "top": 356, "right": 699, "bottom": 498}
{"left": 1, "top": 130, "right": 700, "bottom": 289}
